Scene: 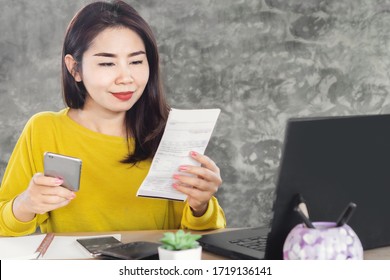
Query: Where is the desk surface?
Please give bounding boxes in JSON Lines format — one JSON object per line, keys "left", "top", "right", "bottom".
{"left": 363, "top": 247, "right": 390, "bottom": 260}
{"left": 59, "top": 228, "right": 390, "bottom": 260}
{"left": 59, "top": 229, "right": 227, "bottom": 260}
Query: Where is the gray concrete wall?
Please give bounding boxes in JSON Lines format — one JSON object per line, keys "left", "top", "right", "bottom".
{"left": 1, "top": 0, "right": 390, "bottom": 227}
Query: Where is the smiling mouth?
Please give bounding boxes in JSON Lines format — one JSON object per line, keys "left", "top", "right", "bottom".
{"left": 111, "top": 91, "right": 134, "bottom": 101}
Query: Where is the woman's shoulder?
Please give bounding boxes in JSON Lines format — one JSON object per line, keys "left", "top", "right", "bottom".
{"left": 26, "top": 108, "right": 68, "bottom": 127}
{"left": 29, "top": 108, "right": 67, "bottom": 121}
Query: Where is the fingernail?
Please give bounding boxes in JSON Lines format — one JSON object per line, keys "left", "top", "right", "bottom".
{"left": 179, "top": 165, "right": 188, "bottom": 171}
{"left": 55, "top": 178, "right": 63, "bottom": 185}
{"left": 190, "top": 151, "right": 198, "bottom": 157}
{"left": 172, "top": 183, "right": 178, "bottom": 189}
{"left": 173, "top": 174, "right": 180, "bottom": 180}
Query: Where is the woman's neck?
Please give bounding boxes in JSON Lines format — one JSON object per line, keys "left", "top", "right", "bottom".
{"left": 68, "top": 107, "right": 127, "bottom": 137}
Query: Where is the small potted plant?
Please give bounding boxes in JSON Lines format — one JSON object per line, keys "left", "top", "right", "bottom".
{"left": 158, "top": 230, "right": 202, "bottom": 260}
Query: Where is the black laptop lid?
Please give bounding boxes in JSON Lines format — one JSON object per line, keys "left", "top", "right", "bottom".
{"left": 266, "top": 114, "right": 390, "bottom": 259}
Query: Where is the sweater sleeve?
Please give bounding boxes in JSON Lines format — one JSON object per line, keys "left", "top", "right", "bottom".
{"left": 0, "top": 116, "right": 48, "bottom": 236}
{"left": 180, "top": 196, "right": 226, "bottom": 230}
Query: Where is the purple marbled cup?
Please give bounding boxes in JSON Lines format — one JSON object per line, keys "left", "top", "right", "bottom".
{"left": 283, "top": 222, "right": 363, "bottom": 260}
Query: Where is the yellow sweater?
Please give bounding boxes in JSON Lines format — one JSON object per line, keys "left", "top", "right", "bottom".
{"left": 0, "top": 109, "right": 226, "bottom": 236}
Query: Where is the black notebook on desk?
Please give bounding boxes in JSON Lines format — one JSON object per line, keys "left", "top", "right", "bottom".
{"left": 200, "top": 114, "right": 390, "bottom": 259}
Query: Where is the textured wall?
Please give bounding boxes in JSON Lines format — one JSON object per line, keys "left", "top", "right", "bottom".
{"left": 1, "top": 0, "right": 390, "bottom": 228}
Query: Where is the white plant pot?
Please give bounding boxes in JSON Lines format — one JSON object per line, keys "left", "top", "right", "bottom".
{"left": 158, "top": 246, "right": 202, "bottom": 260}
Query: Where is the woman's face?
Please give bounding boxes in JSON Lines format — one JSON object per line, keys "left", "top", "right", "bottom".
{"left": 79, "top": 27, "right": 150, "bottom": 114}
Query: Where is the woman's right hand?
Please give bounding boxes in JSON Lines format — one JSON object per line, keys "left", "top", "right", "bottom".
{"left": 12, "top": 173, "right": 76, "bottom": 222}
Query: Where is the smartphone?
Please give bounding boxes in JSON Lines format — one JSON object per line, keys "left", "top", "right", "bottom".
{"left": 44, "top": 152, "right": 82, "bottom": 192}
{"left": 76, "top": 236, "right": 122, "bottom": 257}
{"left": 99, "top": 241, "right": 160, "bottom": 260}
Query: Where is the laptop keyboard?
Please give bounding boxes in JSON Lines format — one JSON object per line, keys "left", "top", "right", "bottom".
{"left": 229, "top": 236, "right": 267, "bottom": 251}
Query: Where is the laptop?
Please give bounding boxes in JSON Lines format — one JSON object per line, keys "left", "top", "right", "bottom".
{"left": 199, "top": 114, "right": 390, "bottom": 259}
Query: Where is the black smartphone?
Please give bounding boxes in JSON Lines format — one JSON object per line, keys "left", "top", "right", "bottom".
{"left": 99, "top": 241, "right": 160, "bottom": 260}
{"left": 44, "top": 152, "right": 82, "bottom": 192}
{"left": 76, "top": 236, "right": 122, "bottom": 257}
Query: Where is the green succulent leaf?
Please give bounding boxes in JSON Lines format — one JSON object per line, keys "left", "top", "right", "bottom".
{"left": 159, "top": 230, "right": 201, "bottom": 251}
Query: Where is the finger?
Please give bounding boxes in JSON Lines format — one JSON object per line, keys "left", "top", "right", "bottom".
{"left": 178, "top": 165, "right": 217, "bottom": 181}
{"left": 174, "top": 174, "right": 218, "bottom": 192}
{"left": 25, "top": 189, "right": 74, "bottom": 214}
{"left": 177, "top": 165, "right": 223, "bottom": 188}
{"left": 32, "top": 173, "right": 64, "bottom": 187}
{"left": 190, "top": 151, "right": 220, "bottom": 173}
{"left": 42, "top": 186, "right": 76, "bottom": 200}
{"left": 41, "top": 193, "right": 74, "bottom": 205}
{"left": 32, "top": 174, "right": 75, "bottom": 199}
{"left": 173, "top": 183, "right": 210, "bottom": 201}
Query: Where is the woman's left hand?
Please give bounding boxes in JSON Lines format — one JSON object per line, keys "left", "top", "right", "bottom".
{"left": 173, "top": 151, "right": 222, "bottom": 217}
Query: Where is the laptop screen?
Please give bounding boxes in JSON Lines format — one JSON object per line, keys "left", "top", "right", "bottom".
{"left": 266, "top": 114, "right": 390, "bottom": 259}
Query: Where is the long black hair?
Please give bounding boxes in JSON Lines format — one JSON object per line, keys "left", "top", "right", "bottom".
{"left": 62, "top": 0, "right": 169, "bottom": 164}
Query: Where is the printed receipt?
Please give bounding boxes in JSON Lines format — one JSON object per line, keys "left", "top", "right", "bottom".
{"left": 136, "top": 108, "right": 221, "bottom": 201}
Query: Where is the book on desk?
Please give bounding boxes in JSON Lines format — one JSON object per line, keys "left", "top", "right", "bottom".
{"left": 0, "top": 233, "right": 121, "bottom": 259}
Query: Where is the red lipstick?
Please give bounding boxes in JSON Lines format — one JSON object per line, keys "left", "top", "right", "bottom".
{"left": 111, "top": 91, "right": 133, "bottom": 101}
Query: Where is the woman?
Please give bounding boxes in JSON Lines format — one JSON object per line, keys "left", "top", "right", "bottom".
{"left": 0, "top": 0, "right": 225, "bottom": 236}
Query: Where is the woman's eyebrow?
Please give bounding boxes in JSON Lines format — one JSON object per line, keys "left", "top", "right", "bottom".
{"left": 93, "top": 51, "right": 146, "bottom": 58}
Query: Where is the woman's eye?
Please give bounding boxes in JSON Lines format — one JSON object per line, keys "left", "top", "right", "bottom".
{"left": 98, "top": 62, "right": 115, "bottom": 67}
{"left": 130, "top": 60, "right": 143, "bottom": 65}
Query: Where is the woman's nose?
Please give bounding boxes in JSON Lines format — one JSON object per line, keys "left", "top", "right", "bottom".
{"left": 116, "top": 65, "right": 134, "bottom": 84}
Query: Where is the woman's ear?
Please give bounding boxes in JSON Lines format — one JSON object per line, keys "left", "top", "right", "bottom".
{"left": 64, "top": 54, "right": 82, "bottom": 82}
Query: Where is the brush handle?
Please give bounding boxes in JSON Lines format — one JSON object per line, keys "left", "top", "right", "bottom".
{"left": 294, "top": 206, "right": 315, "bottom": 229}
{"left": 336, "top": 202, "right": 357, "bottom": 227}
